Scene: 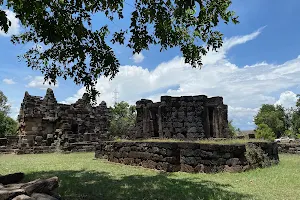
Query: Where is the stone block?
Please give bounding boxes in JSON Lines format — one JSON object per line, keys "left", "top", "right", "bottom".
{"left": 141, "top": 160, "right": 157, "bottom": 169}
{"left": 0, "top": 138, "right": 7, "bottom": 146}
{"left": 226, "top": 158, "right": 241, "bottom": 166}
{"left": 181, "top": 164, "right": 195, "bottom": 172}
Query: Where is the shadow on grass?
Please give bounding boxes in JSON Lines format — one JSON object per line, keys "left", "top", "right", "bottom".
{"left": 25, "top": 170, "right": 252, "bottom": 200}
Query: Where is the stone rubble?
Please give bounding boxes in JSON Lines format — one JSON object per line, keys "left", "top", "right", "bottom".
{"left": 0, "top": 173, "right": 60, "bottom": 200}
{"left": 15, "top": 88, "right": 110, "bottom": 152}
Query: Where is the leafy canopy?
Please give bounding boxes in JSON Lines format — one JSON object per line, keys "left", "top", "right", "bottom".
{"left": 255, "top": 123, "right": 276, "bottom": 141}
{"left": 0, "top": 90, "right": 18, "bottom": 137}
{"left": 109, "top": 101, "right": 136, "bottom": 137}
{"left": 290, "top": 95, "right": 300, "bottom": 136}
{"left": 0, "top": 0, "right": 238, "bottom": 102}
{"left": 0, "top": 111, "right": 18, "bottom": 137}
{"left": 0, "top": 90, "right": 10, "bottom": 115}
{"left": 254, "top": 104, "right": 287, "bottom": 138}
{"left": 228, "top": 119, "right": 241, "bottom": 137}
{"left": 254, "top": 95, "right": 300, "bottom": 139}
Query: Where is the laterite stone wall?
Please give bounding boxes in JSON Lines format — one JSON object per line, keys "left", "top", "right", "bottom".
{"left": 95, "top": 141, "right": 279, "bottom": 173}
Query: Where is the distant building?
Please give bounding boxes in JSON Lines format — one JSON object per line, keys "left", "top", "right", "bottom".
{"left": 236, "top": 130, "right": 256, "bottom": 139}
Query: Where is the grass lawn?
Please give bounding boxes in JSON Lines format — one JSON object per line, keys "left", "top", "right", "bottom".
{"left": 1, "top": 153, "right": 300, "bottom": 200}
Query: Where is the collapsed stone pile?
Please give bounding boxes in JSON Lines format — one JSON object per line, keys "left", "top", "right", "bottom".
{"left": 16, "top": 89, "right": 110, "bottom": 152}
{"left": 0, "top": 136, "right": 20, "bottom": 154}
{"left": 0, "top": 173, "right": 60, "bottom": 200}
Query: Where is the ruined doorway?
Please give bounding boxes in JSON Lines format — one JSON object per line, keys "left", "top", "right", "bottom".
{"left": 153, "top": 116, "right": 159, "bottom": 137}
{"left": 71, "top": 123, "right": 78, "bottom": 134}
{"left": 208, "top": 107, "right": 214, "bottom": 137}
{"left": 150, "top": 110, "right": 159, "bottom": 137}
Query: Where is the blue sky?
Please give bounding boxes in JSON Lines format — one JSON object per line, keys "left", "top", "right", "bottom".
{"left": 1, "top": 0, "right": 300, "bottom": 130}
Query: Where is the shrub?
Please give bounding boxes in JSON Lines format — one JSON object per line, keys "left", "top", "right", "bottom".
{"left": 255, "top": 124, "right": 276, "bottom": 141}
{"left": 284, "top": 129, "right": 293, "bottom": 137}
{"left": 245, "top": 143, "right": 273, "bottom": 168}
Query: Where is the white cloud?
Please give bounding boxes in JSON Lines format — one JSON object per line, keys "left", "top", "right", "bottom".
{"left": 131, "top": 52, "right": 145, "bottom": 63}
{"left": 9, "top": 106, "right": 20, "bottom": 120}
{"left": 3, "top": 78, "right": 16, "bottom": 84}
{"left": 0, "top": 10, "right": 20, "bottom": 36}
{"left": 5, "top": 99, "right": 20, "bottom": 120}
{"left": 64, "top": 27, "right": 300, "bottom": 130}
{"left": 26, "top": 76, "right": 59, "bottom": 90}
{"left": 275, "top": 91, "right": 298, "bottom": 109}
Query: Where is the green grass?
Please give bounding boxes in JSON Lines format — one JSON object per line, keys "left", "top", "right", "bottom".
{"left": 1, "top": 153, "right": 300, "bottom": 200}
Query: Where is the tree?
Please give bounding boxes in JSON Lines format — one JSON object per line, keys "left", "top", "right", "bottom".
{"left": 0, "top": 110, "right": 18, "bottom": 137}
{"left": 0, "top": 0, "right": 239, "bottom": 102}
{"left": 255, "top": 123, "right": 276, "bottom": 141}
{"left": 254, "top": 104, "right": 287, "bottom": 138}
{"left": 109, "top": 101, "right": 136, "bottom": 137}
{"left": 0, "top": 90, "right": 10, "bottom": 115}
{"left": 0, "top": 90, "right": 18, "bottom": 137}
{"left": 228, "top": 120, "right": 241, "bottom": 137}
{"left": 291, "top": 95, "right": 300, "bottom": 136}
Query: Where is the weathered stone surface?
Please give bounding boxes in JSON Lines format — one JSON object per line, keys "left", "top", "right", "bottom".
{"left": 226, "top": 158, "right": 241, "bottom": 166}
{"left": 95, "top": 141, "right": 279, "bottom": 173}
{"left": 23, "top": 177, "right": 59, "bottom": 195}
{"left": 31, "top": 193, "right": 58, "bottom": 200}
{"left": 0, "top": 188, "right": 25, "bottom": 200}
{"left": 278, "top": 143, "right": 300, "bottom": 154}
{"left": 0, "top": 89, "right": 110, "bottom": 154}
{"left": 0, "top": 138, "right": 7, "bottom": 146}
{"left": 12, "top": 194, "right": 32, "bottom": 200}
{"left": 0, "top": 173, "right": 25, "bottom": 185}
{"left": 15, "top": 89, "right": 110, "bottom": 150}
{"left": 0, "top": 174, "right": 61, "bottom": 200}
{"left": 130, "top": 95, "right": 229, "bottom": 140}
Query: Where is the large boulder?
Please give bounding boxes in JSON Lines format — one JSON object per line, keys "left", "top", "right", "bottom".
{"left": 22, "top": 177, "right": 59, "bottom": 196}
{"left": 31, "top": 193, "right": 58, "bottom": 200}
{"left": 0, "top": 176, "right": 60, "bottom": 200}
{"left": 12, "top": 194, "right": 32, "bottom": 200}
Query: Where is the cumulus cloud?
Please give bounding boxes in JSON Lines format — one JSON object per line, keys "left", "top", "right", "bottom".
{"left": 131, "top": 52, "right": 145, "bottom": 63}
{"left": 0, "top": 10, "right": 20, "bottom": 36}
{"left": 3, "top": 78, "right": 16, "bottom": 84}
{"left": 275, "top": 91, "right": 298, "bottom": 109}
{"left": 63, "top": 27, "right": 300, "bottom": 130}
{"left": 26, "top": 76, "right": 59, "bottom": 90}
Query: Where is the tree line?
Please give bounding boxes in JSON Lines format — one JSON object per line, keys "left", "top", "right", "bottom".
{"left": 4, "top": 87, "right": 299, "bottom": 141}
{"left": 0, "top": 90, "right": 18, "bottom": 137}
{"left": 254, "top": 95, "right": 300, "bottom": 140}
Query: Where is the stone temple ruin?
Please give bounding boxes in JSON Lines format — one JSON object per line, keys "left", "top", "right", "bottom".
{"left": 16, "top": 88, "right": 110, "bottom": 152}
{"left": 0, "top": 89, "right": 280, "bottom": 173}
{"left": 95, "top": 95, "right": 279, "bottom": 173}
{"left": 130, "top": 95, "right": 229, "bottom": 140}
{"left": 0, "top": 90, "right": 232, "bottom": 153}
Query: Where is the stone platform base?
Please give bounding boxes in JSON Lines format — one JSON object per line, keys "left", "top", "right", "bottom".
{"left": 95, "top": 141, "right": 279, "bottom": 173}
{"left": 278, "top": 142, "right": 300, "bottom": 154}
{"left": 62, "top": 142, "right": 98, "bottom": 153}
{"left": 0, "top": 142, "right": 97, "bottom": 154}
